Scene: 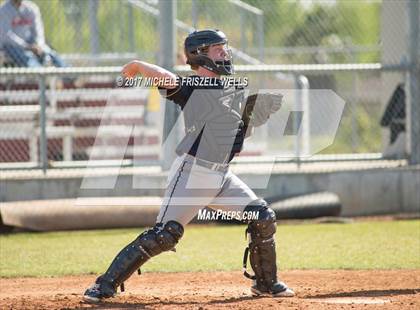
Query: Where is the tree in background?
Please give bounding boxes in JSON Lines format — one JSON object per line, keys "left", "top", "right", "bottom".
{"left": 31, "top": 0, "right": 380, "bottom": 64}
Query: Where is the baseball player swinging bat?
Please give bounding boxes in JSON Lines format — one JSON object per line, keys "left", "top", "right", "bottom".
{"left": 83, "top": 29, "right": 294, "bottom": 303}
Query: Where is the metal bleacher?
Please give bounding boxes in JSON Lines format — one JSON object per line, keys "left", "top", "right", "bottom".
{"left": 0, "top": 58, "right": 161, "bottom": 164}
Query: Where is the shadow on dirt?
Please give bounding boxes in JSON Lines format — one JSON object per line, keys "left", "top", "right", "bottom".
{"left": 306, "top": 288, "right": 420, "bottom": 299}
{"left": 82, "top": 295, "right": 259, "bottom": 309}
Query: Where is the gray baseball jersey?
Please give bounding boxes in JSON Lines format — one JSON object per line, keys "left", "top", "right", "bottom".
{"left": 156, "top": 77, "right": 258, "bottom": 226}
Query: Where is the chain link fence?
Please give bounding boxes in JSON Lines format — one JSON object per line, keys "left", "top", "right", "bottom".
{"left": 0, "top": 0, "right": 419, "bottom": 168}
{"left": 0, "top": 0, "right": 385, "bottom": 66}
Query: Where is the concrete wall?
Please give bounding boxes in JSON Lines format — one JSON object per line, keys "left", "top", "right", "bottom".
{"left": 252, "top": 167, "right": 420, "bottom": 216}
{"left": 1, "top": 165, "right": 419, "bottom": 217}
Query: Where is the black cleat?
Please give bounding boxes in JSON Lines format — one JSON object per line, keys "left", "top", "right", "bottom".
{"left": 251, "top": 281, "right": 295, "bottom": 297}
{"left": 83, "top": 277, "right": 116, "bottom": 303}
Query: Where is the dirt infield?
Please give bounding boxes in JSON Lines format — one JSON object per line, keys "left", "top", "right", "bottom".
{"left": 0, "top": 270, "right": 419, "bottom": 309}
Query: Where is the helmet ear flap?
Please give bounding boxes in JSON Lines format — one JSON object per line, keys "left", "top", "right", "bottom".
{"left": 185, "top": 46, "right": 208, "bottom": 67}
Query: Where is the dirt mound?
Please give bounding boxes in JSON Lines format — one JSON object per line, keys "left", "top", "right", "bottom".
{"left": 0, "top": 270, "right": 419, "bottom": 309}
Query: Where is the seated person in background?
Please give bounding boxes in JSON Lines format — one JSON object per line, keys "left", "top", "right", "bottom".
{"left": 0, "top": 0, "right": 66, "bottom": 68}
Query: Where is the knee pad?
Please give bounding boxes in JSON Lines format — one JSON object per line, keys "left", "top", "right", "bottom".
{"left": 135, "top": 221, "right": 184, "bottom": 257}
{"left": 244, "top": 199, "right": 277, "bottom": 239}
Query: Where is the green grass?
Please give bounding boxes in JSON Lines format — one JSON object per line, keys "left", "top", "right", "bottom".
{"left": 0, "top": 221, "right": 419, "bottom": 278}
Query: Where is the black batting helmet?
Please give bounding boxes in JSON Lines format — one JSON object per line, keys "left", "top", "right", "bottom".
{"left": 184, "top": 29, "right": 234, "bottom": 75}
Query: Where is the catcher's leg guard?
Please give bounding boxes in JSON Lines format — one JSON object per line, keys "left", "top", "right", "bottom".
{"left": 243, "top": 199, "right": 294, "bottom": 297}
{"left": 84, "top": 221, "right": 183, "bottom": 302}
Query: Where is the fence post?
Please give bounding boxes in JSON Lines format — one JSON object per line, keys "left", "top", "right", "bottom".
{"left": 299, "top": 75, "right": 310, "bottom": 157}
{"left": 88, "top": 0, "right": 100, "bottom": 55}
{"left": 293, "top": 74, "right": 301, "bottom": 167}
{"left": 294, "top": 74, "right": 310, "bottom": 166}
{"left": 257, "top": 13, "right": 264, "bottom": 62}
{"left": 192, "top": 0, "right": 198, "bottom": 29}
{"left": 38, "top": 75, "right": 48, "bottom": 174}
{"left": 127, "top": 2, "right": 135, "bottom": 52}
{"left": 240, "top": 10, "right": 246, "bottom": 53}
{"left": 407, "top": 0, "right": 420, "bottom": 165}
{"left": 159, "top": 0, "right": 178, "bottom": 170}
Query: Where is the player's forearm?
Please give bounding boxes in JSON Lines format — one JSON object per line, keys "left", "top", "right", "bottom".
{"left": 122, "top": 60, "right": 177, "bottom": 88}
